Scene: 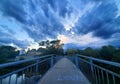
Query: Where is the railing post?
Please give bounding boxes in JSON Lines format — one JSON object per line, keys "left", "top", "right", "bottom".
{"left": 50, "top": 55, "right": 54, "bottom": 68}
{"left": 75, "top": 54, "right": 79, "bottom": 68}
{"left": 90, "top": 59, "right": 93, "bottom": 72}
{"left": 36, "top": 60, "right": 39, "bottom": 75}
{"left": 0, "top": 79, "right": 2, "bottom": 84}
{"left": 90, "top": 59, "right": 95, "bottom": 84}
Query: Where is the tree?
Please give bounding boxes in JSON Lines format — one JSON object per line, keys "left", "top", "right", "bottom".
{"left": 83, "top": 47, "right": 93, "bottom": 56}
{"left": 37, "top": 48, "right": 47, "bottom": 55}
{"left": 38, "top": 40, "right": 64, "bottom": 55}
{"left": 0, "top": 46, "right": 19, "bottom": 63}
{"left": 66, "top": 49, "right": 77, "bottom": 55}
{"left": 100, "top": 45, "right": 116, "bottom": 61}
{"left": 112, "top": 47, "right": 120, "bottom": 62}
{"left": 112, "top": 52, "right": 120, "bottom": 63}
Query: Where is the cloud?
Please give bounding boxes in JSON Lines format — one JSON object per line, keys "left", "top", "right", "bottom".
{"left": 0, "top": 37, "right": 30, "bottom": 48}
{"left": 0, "top": 0, "right": 26, "bottom": 23}
{"left": 0, "top": 0, "right": 71, "bottom": 42}
{"left": 58, "top": 32, "right": 103, "bottom": 46}
{"left": 0, "top": 25, "right": 15, "bottom": 35}
{"left": 0, "top": 0, "right": 120, "bottom": 49}
{"left": 0, "top": 19, "right": 33, "bottom": 48}
{"left": 73, "top": 0, "right": 120, "bottom": 39}
{"left": 23, "top": 0, "right": 74, "bottom": 41}
{"left": 47, "top": 0, "right": 73, "bottom": 18}
{"left": 0, "top": 25, "right": 31, "bottom": 48}
{"left": 0, "top": 0, "right": 73, "bottom": 48}
{"left": 58, "top": 31, "right": 120, "bottom": 50}
{"left": 63, "top": 43, "right": 84, "bottom": 51}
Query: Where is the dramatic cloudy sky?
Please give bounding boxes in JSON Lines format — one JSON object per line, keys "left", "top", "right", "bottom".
{"left": 0, "top": 0, "right": 120, "bottom": 50}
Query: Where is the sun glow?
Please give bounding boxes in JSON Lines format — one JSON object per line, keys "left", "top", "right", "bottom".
{"left": 57, "top": 32, "right": 102, "bottom": 46}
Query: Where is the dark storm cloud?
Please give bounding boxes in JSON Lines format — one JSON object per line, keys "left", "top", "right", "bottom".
{"left": 47, "top": 0, "right": 73, "bottom": 17}
{"left": 0, "top": 0, "right": 73, "bottom": 42}
{"left": 0, "top": 26, "right": 30, "bottom": 48}
{"left": 21, "top": 0, "right": 69, "bottom": 41}
{"left": 57, "top": 0, "right": 73, "bottom": 18}
{"left": 0, "top": 0, "right": 26, "bottom": 23}
{"left": 73, "top": 0, "right": 120, "bottom": 39}
{"left": 0, "top": 37, "right": 30, "bottom": 48}
{"left": 0, "top": 0, "right": 120, "bottom": 49}
{"left": 24, "top": 16, "right": 64, "bottom": 41}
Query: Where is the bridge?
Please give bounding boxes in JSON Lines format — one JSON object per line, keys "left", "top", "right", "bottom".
{"left": 0, "top": 54, "right": 120, "bottom": 84}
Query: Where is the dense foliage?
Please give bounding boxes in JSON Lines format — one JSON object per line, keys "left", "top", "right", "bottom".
{"left": 0, "top": 46, "right": 19, "bottom": 63}
{"left": 0, "top": 41, "right": 120, "bottom": 63}
{"left": 66, "top": 45, "right": 120, "bottom": 62}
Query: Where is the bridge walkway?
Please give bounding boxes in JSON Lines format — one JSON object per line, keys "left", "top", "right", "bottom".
{"left": 39, "top": 58, "right": 90, "bottom": 84}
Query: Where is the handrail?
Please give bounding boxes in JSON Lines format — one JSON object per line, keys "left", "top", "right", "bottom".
{"left": 0, "top": 57, "right": 51, "bottom": 79}
{"left": 77, "top": 54, "right": 120, "bottom": 84}
{"left": 0, "top": 54, "right": 54, "bottom": 69}
{"left": 0, "top": 54, "right": 55, "bottom": 84}
{"left": 77, "top": 54, "right": 120, "bottom": 68}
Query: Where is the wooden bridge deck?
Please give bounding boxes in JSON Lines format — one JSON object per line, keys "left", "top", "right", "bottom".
{"left": 39, "top": 58, "right": 90, "bottom": 84}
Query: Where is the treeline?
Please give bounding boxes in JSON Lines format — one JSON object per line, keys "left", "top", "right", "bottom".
{"left": 0, "top": 40, "right": 120, "bottom": 63}
{"left": 66, "top": 45, "right": 120, "bottom": 63}
{"left": 0, "top": 46, "right": 19, "bottom": 63}
{"left": 37, "top": 40, "right": 120, "bottom": 63}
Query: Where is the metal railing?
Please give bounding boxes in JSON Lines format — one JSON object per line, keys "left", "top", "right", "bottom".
{"left": 1, "top": 54, "right": 120, "bottom": 84}
{"left": 76, "top": 54, "right": 120, "bottom": 84}
{"left": 0, "top": 54, "right": 55, "bottom": 84}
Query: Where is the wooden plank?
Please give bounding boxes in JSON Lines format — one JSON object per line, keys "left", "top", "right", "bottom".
{"left": 39, "top": 58, "right": 91, "bottom": 84}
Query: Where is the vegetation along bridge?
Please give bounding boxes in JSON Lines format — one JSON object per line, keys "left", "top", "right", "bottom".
{"left": 0, "top": 54, "right": 120, "bottom": 84}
